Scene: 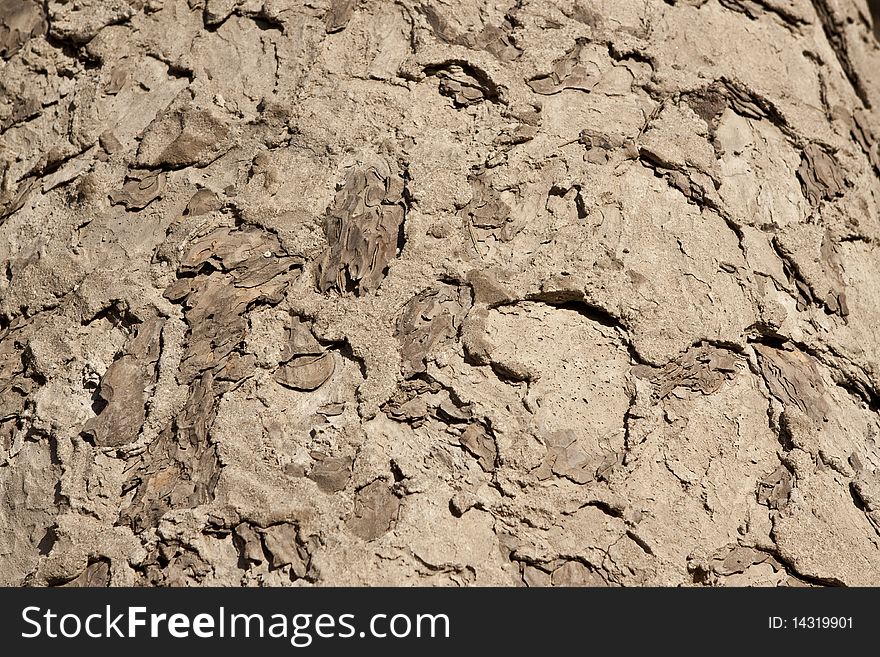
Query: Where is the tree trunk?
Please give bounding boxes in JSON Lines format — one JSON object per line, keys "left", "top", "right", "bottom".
{"left": 1, "top": 0, "right": 880, "bottom": 587}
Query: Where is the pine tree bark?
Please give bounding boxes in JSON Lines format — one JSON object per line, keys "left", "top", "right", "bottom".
{"left": 1, "top": 0, "right": 880, "bottom": 586}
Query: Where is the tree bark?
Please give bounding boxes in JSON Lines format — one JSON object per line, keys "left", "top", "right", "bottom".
{"left": 1, "top": 0, "right": 880, "bottom": 586}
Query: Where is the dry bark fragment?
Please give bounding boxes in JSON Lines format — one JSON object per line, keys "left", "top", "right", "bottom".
{"left": 180, "top": 227, "right": 269, "bottom": 272}
{"left": 261, "top": 523, "right": 309, "bottom": 576}
{"left": 325, "top": 0, "right": 356, "bottom": 33}
{"left": 551, "top": 560, "right": 608, "bottom": 586}
{"left": 316, "top": 161, "right": 406, "bottom": 295}
{"left": 278, "top": 319, "right": 322, "bottom": 360}
{"left": 142, "top": 544, "right": 213, "bottom": 586}
{"left": 346, "top": 480, "right": 400, "bottom": 541}
{"left": 81, "top": 316, "right": 164, "bottom": 448}
{"left": 534, "top": 431, "right": 601, "bottom": 485}
{"left": 167, "top": 227, "right": 300, "bottom": 383}
{"left": 757, "top": 464, "right": 794, "bottom": 509}
{"left": 717, "top": 0, "right": 809, "bottom": 26}
{"left": 396, "top": 284, "right": 470, "bottom": 378}
{"left": 0, "top": 327, "right": 34, "bottom": 459}
{"left": 382, "top": 378, "right": 439, "bottom": 425}
{"left": 467, "top": 21, "right": 521, "bottom": 62}
{"left": 0, "top": 0, "right": 47, "bottom": 60}
{"left": 754, "top": 345, "right": 830, "bottom": 422}
{"left": 276, "top": 353, "right": 335, "bottom": 391}
{"left": 797, "top": 143, "right": 845, "bottom": 207}
{"left": 104, "top": 65, "right": 128, "bottom": 95}
{"left": 522, "top": 564, "right": 551, "bottom": 587}
{"left": 98, "top": 131, "right": 122, "bottom": 155}
{"left": 721, "top": 79, "right": 774, "bottom": 120}
{"left": 60, "top": 559, "right": 111, "bottom": 587}
{"left": 308, "top": 453, "right": 352, "bottom": 493}
{"left": 850, "top": 473, "right": 880, "bottom": 535}
{"left": 184, "top": 189, "right": 222, "bottom": 217}
{"left": 384, "top": 395, "right": 429, "bottom": 426}
{"left": 0, "top": 175, "right": 35, "bottom": 224}
{"left": 568, "top": 128, "right": 635, "bottom": 164}
{"left": 109, "top": 171, "right": 166, "bottom": 210}
{"left": 710, "top": 544, "right": 781, "bottom": 576}
{"left": 436, "top": 392, "right": 473, "bottom": 422}
{"left": 436, "top": 66, "right": 488, "bottom": 106}
{"left": 459, "top": 423, "right": 497, "bottom": 472}
{"left": 203, "top": 0, "right": 235, "bottom": 26}
{"left": 119, "top": 373, "right": 222, "bottom": 533}
{"left": 652, "top": 343, "right": 741, "bottom": 399}
{"left": 137, "top": 106, "right": 233, "bottom": 169}
{"left": 851, "top": 109, "right": 880, "bottom": 174}
{"left": 818, "top": 230, "right": 848, "bottom": 317}
{"left": 459, "top": 175, "right": 515, "bottom": 244}
{"left": 164, "top": 543, "right": 212, "bottom": 584}
{"left": 275, "top": 319, "right": 335, "bottom": 391}
{"left": 233, "top": 523, "right": 265, "bottom": 566}
{"left": 418, "top": 5, "right": 520, "bottom": 61}
{"left": 527, "top": 42, "right": 599, "bottom": 95}
{"left": 317, "top": 402, "right": 345, "bottom": 416}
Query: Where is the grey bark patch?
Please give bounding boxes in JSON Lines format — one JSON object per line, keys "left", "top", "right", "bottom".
{"left": 519, "top": 563, "right": 550, "bottom": 587}
{"left": 436, "top": 65, "right": 489, "bottom": 106}
{"left": 0, "top": 176, "right": 35, "bottom": 224}
{"left": 140, "top": 543, "right": 214, "bottom": 586}
{"left": 384, "top": 377, "right": 475, "bottom": 428}
{"left": 275, "top": 352, "right": 335, "bottom": 391}
{"left": 98, "top": 131, "right": 123, "bottom": 155}
{"left": 851, "top": 108, "right": 880, "bottom": 174}
{"left": 468, "top": 21, "right": 521, "bottom": 62}
{"left": 851, "top": 473, "right": 880, "bottom": 535}
{"left": 184, "top": 189, "right": 223, "bottom": 216}
{"left": 533, "top": 430, "right": 604, "bottom": 485}
{"left": 275, "top": 319, "right": 335, "bottom": 391}
{"left": 710, "top": 544, "right": 781, "bottom": 576}
{"left": 418, "top": 5, "right": 521, "bottom": 61}
{"left": 550, "top": 560, "right": 609, "bottom": 586}
{"left": 459, "top": 174, "right": 516, "bottom": 246}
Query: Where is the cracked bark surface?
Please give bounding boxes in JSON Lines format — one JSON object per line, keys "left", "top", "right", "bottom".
{"left": 2, "top": 0, "right": 880, "bottom": 587}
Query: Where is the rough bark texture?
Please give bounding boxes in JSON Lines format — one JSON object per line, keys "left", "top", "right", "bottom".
{"left": 1, "top": 0, "right": 880, "bottom": 587}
